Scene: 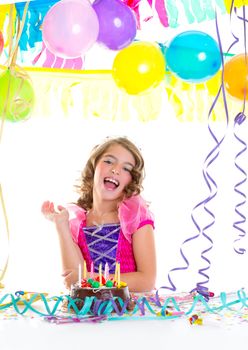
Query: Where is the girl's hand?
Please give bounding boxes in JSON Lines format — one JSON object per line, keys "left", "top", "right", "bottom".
{"left": 62, "top": 269, "right": 78, "bottom": 290}
{"left": 41, "top": 201, "right": 69, "bottom": 225}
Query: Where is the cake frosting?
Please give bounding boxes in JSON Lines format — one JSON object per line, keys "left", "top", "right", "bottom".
{"left": 69, "top": 276, "right": 135, "bottom": 312}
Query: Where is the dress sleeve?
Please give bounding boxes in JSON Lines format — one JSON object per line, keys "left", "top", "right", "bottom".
{"left": 118, "top": 195, "right": 154, "bottom": 243}
{"left": 66, "top": 204, "right": 86, "bottom": 243}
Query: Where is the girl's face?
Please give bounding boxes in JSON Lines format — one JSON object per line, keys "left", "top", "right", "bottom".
{"left": 93, "top": 144, "right": 135, "bottom": 202}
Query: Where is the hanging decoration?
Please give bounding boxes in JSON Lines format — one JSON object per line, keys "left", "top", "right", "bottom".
{"left": 0, "top": 31, "right": 3, "bottom": 56}
{"left": 42, "top": 0, "right": 99, "bottom": 59}
{"left": 158, "top": 12, "right": 230, "bottom": 293}
{"left": 0, "top": 68, "right": 35, "bottom": 122}
{"left": 233, "top": 112, "right": 247, "bottom": 255}
{"left": 165, "top": 30, "right": 222, "bottom": 83}
{"left": 0, "top": 2, "right": 35, "bottom": 124}
{"left": 112, "top": 41, "right": 165, "bottom": 95}
{"left": 224, "top": 0, "right": 248, "bottom": 12}
{"left": 223, "top": 54, "right": 248, "bottom": 101}
{"left": 93, "top": 0, "right": 137, "bottom": 51}
{"left": 0, "top": 0, "right": 248, "bottom": 294}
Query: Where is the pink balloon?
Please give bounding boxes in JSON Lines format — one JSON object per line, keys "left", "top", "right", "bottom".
{"left": 0, "top": 31, "right": 4, "bottom": 56}
{"left": 42, "top": 0, "right": 99, "bottom": 58}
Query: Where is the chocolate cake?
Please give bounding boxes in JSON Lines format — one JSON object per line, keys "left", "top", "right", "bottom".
{"left": 69, "top": 278, "right": 135, "bottom": 313}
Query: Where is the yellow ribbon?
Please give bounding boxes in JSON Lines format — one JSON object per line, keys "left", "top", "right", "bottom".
{"left": 0, "top": 2, "right": 30, "bottom": 289}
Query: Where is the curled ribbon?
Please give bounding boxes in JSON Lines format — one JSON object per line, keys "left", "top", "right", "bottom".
{"left": 233, "top": 112, "right": 247, "bottom": 254}
{"left": 1, "top": 289, "right": 248, "bottom": 319}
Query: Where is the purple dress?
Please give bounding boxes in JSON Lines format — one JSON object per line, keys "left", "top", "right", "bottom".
{"left": 83, "top": 223, "right": 120, "bottom": 274}
{"left": 68, "top": 195, "right": 154, "bottom": 273}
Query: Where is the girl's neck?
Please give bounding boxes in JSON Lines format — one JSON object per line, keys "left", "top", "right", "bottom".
{"left": 87, "top": 200, "right": 119, "bottom": 226}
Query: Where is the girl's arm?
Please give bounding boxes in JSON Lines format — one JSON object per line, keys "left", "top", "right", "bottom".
{"left": 41, "top": 201, "right": 84, "bottom": 288}
{"left": 119, "top": 224, "right": 156, "bottom": 292}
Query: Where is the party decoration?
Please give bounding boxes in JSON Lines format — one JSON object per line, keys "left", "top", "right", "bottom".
{"left": 233, "top": 112, "right": 247, "bottom": 255}
{"left": 0, "top": 68, "right": 35, "bottom": 122}
{"left": 14, "top": 0, "right": 57, "bottom": 51}
{"left": 224, "top": 54, "right": 248, "bottom": 101}
{"left": 165, "top": 31, "right": 221, "bottom": 83}
{"left": 0, "top": 31, "right": 3, "bottom": 56}
{"left": 42, "top": 0, "right": 99, "bottom": 58}
{"left": 112, "top": 41, "right": 165, "bottom": 95}
{"left": 1, "top": 289, "right": 248, "bottom": 320}
{"left": 93, "top": 0, "right": 137, "bottom": 50}
{"left": 0, "top": 1, "right": 228, "bottom": 64}
{"left": 224, "top": 0, "right": 248, "bottom": 12}
{"left": 33, "top": 42, "right": 84, "bottom": 69}
{"left": 146, "top": 0, "right": 168, "bottom": 26}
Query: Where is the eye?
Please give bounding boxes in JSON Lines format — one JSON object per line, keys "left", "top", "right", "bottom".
{"left": 103, "top": 159, "right": 112, "bottom": 164}
{"left": 123, "top": 167, "right": 132, "bottom": 173}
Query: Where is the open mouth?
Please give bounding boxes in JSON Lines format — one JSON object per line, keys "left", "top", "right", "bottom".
{"left": 104, "top": 177, "right": 120, "bottom": 190}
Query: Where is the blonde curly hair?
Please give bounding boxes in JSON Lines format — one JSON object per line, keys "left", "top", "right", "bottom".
{"left": 75, "top": 137, "right": 145, "bottom": 211}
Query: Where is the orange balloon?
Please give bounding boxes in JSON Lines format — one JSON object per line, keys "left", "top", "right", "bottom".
{"left": 224, "top": 54, "right": 248, "bottom": 100}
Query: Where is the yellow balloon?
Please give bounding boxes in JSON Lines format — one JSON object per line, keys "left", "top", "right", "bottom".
{"left": 224, "top": 0, "right": 248, "bottom": 12}
{"left": 112, "top": 41, "right": 165, "bottom": 95}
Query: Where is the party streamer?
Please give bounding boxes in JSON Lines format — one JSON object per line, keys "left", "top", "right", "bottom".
{"left": 147, "top": 0, "right": 168, "bottom": 26}
{"left": 231, "top": 5, "right": 248, "bottom": 254}
{"left": 1, "top": 290, "right": 248, "bottom": 319}
{"left": 0, "top": 185, "right": 10, "bottom": 289}
{"left": 122, "top": 0, "right": 142, "bottom": 28}
{"left": 193, "top": 10, "right": 231, "bottom": 290}
{"left": 233, "top": 113, "right": 247, "bottom": 254}
{"left": 32, "top": 42, "right": 84, "bottom": 69}
{"left": 165, "top": 0, "right": 226, "bottom": 28}
{"left": 159, "top": 11, "right": 231, "bottom": 294}
{"left": 15, "top": 0, "right": 58, "bottom": 51}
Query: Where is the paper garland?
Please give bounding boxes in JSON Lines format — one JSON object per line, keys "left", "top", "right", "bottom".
{"left": 1, "top": 289, "right": 248, "bottom": 320}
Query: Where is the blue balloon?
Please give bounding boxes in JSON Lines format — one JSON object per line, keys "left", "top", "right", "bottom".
{"left": 165, "top": 31, "right": 221, "bottom": 83}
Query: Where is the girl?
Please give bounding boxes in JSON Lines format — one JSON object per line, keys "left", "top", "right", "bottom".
{"left": 41, "top": 136, "right": 156, "bottom": 292}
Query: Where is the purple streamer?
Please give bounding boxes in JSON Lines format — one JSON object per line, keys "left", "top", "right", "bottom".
{"left": 226, "top": 1, "right": 239, "bottom": 54}
{"left": 193, "top": 9, "right": 231, "bottom": 291}
{"left": 230, "top": 6, "right": 248, "bottom": 255}
{"left": 158, "top": 10, "right": 230, "bottom": 296}
{"left": 232, "top": 114, "right": 247, "bottom": 255}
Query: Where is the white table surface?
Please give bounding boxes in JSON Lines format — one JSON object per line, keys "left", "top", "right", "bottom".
{"left": 1, "top": 289, "right": 248, "bottom": 350}
{"left": 2, "top": 315, "right": 248, "bottom": 350}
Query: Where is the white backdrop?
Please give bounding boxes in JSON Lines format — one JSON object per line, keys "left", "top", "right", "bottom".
{"left": 1, "top": 1, "right": 248, "bottom": 295}
{"left": 1, "top": 109, "right": 248, "bottom": 294}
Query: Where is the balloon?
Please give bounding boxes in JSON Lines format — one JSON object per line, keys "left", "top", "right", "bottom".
{"left": 165, "top": 31, "right": 221, "bottom": 83}
{"left": 42, "top": 0, "right": 99, "bottom": 58}
{"left": 0, "top": 31, "right": 3, "bottom": 56}
{"left": 112, "top": 41, "right": 165, "bottom": 95}
{"left": 93, "top": 0, "right": 137, "bottom": 50}
{"left": 0, "top": 69, "right": 35, "bottom": 122}
{"left": 223, "top": 54, "right": 248, "bottom": 101}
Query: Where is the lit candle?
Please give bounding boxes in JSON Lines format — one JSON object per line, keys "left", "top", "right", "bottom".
{"left": 104, "top": 262, "right": 109, "bottom": 281}
{"left": 99, "top": 263, "right": 102, "bottom": 285}
{"left": 90, "top": 261, "right": 94, "bottom": 279}
{"left": 78, "top": 263, "right": 82, "bottom": 286}
{"left": 83, "top": 260, "right": 87, "bottom": 279}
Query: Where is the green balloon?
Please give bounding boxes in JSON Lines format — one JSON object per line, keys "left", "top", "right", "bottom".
{"left": 0, "top": 68, "right": 35, "bottom": 122}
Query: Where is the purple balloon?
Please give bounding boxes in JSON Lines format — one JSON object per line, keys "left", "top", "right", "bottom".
{"left": 93, "top": 0, "right": 137, "bottom": 50}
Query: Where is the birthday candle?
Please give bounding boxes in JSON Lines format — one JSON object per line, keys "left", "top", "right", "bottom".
{"left": 104, "top": 262, "right": 109, "bottom": 281}
{"left": 99, "top": 263, "right": 102, "bottom": 285}
{"left": 114, "top": 262, "right": 117, "bottom": 283}
{"left": 83, "top": 260, "right": 87, "bottom": 279}
{"left": 78, "top": 263, "right": 82, "bottom": 286}
{"left": 117, "top": 262, "right": 120, "bottom": 288}
{"left": 90, "top": 261, "right": 94, "bottom": 279}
